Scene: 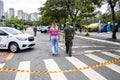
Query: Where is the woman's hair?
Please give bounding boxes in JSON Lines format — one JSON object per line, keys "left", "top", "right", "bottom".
{"left": 52, "top": 22, "right": 58, "bottom": 30}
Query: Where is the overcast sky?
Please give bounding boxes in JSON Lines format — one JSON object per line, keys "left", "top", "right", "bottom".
{"left": 3, "top": 0, "right": 107, "bottom": 14}
{"left": 3, "top": 0, "right": 47, "bottom": 13}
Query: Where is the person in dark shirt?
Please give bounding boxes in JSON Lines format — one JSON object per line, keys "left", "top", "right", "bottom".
{"left": 33, "top": 26, "right": 37, "bottom": 36}
{"left": 62, "top": 22, "right": 75, "bottom": 57}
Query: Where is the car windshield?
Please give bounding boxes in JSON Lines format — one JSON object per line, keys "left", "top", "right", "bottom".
{"left": 3, "top": 27, "right": 22, "bottom": 35}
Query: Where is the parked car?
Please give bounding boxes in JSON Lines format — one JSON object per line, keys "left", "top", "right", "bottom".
{"left": 85, "top": 23, "right": 99, "bottom": 32}
{"left": 40, "top": 26, "right": 50, "bottom": 33}
{"left": 99, "top": 23, "right": 113, "bottom": 32}
{"left": 100, "top": 23, "right": 108, "bottom": 32}
{"left": 36, "top": 26, "right": 41, "bottom": 31}
{"left": 0, "top": 27, "right": 35, "bottom": 53}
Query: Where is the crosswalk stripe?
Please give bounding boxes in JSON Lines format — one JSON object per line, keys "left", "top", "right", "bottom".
{"left": 66, "top": 57, "right": 107, "bottom": 80}
{"left": 44, "top": 59, "right": 67, "bottom": 80}
{"left": 101, "top": 52, "right": 120, "bottom": 58}
{"left": 84, "top": 50, "right": 101, "bottom": 53}
{"left": 115, "top": 50, "right": 120, "bottom": 53}
{"left": 59, "top": 43, "right": 64, "bottom": 46}
{"left": 15, "top": 61, "right": 30, "bottom": 80}
{"left": 59, "top": 46, "right": 65, "bottom": 50}
{"left": 0, "top": 63, "right": 5, "bottom": 68}
{"left": 81, "top": 46, "right": 105, "bottom": 48}
{"left": 85, "top": 54, "right": 120, "bottom": 74}
{"left": 59, "top": 45, "right": 104, "bottom": 48}
{"left": 72, "top": 46, "right": 80, "bottom": 48}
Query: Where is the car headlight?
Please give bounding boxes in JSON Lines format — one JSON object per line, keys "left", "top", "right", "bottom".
{"left": 16, "top": 37, "right": 28, "bottom": 41}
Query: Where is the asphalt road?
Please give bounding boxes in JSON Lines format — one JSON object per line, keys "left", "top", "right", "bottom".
{"left": 0, "top": 27, "right": 120, "bottom": 80}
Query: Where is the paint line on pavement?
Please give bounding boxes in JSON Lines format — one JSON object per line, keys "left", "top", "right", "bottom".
{"left": 66, "top": 57, "right": 107, "bottom": 80}
{"left": 72, "top": 46, "right": 80, "bottom": 48}
{"left": 85, "top": 54, "right": 120, "bottom": 74}
{"left": 101, "top": 52, "right": 120, "bottom": 58}
{"left": 76, "top": 35, "right": 120, "bottom": 45}
{"left": 84, "top": 50, "right": 101, "bottom": 53}
{"left": 0, "top": 63, "right": 5, "bottom": 68}
{"left": 15, "top": 61, "right": 30, "bottom": 80}
{"left": 115, "top": 50, "right": 120, "bottom": 53}
{"left": 5, "top": 52, "right": 14, "bottom": 61}
{"left": 81, "top": 46, "right": 105, "bottom": 48}
{"left": 44, "top": 59, "right": 67, "bottom": 80}
{"left": 0, "top": 57, "right": 120, "bottom": 75}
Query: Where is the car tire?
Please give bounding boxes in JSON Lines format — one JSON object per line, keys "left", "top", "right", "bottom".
{"left": 44, "top": 30, "right": 47, "bottom": 33}
{"left": 9, "top": 43, "right": 19, "bottom": 53}
{"left": 41, "top": 31, "right": 43, "bottom": 33}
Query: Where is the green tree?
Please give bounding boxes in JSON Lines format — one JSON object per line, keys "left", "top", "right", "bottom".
{"left": 39, "top": 0, "right": 68, "bottom": 25}
{"left": 5, "top": 17, "right": 24, "bottom": 29}
{"left": 24, "top": 20, "right": 33, "bottom": 26}
{"left": 37, "top": 16, "right": 52, "bottom": 25}
{"left": 95, "top": 0, "right": 119, "bottom": 39}
{"left": 108, "top": 0, "right": 120, "bottom": 39}
{"left": 39, "top": 0, "right": 97, "bottom": 27}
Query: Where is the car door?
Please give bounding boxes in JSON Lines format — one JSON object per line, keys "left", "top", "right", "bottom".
{"left": 0, "top": 30, "right": 9, "bottom": 49}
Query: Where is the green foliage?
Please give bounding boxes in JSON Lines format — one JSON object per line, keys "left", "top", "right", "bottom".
{"left": 116, "top": 11, "right": 120, "bottom": 21}
{"left": 85, "top": 31, "right": 90, "bottom": 36}
{"left": 38, "top": 0, "right": 68, "bottom": 25}
{"left": 5, "top": 17, "right": 24, "bottom": 29}
{"left": 38, "top": 0, "right": 98, "bottom": 25}
{"left": 38, "top": 0, "right": 120, "bottom": 28}
{"left": 5, "top": 18, "right": 35, "bottom": 29}
{"left": 0, "top": 19, "right": 2, "bottom": 22}
{"left": 24, "top": 20, "right": 33, "bottom": 26}
{"left": 100, "top": 13, "right": 112, "bottom": 22}
{"left": 37, "top": 16, "right": 52, "bottom": 25}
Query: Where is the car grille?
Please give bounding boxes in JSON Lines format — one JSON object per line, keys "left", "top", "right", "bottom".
{"left": 29, "top": 44, "right": 35, "bottom": 47}
{"left": 28, "top": 37, "right": 34, "bottom": 41}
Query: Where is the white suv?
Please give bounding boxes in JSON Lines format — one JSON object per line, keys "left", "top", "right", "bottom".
{"left": 40, "top": 26, "right": 49, "bottom": 33}
{"left": 0, "top": 27, "right": 35, "bottom": 53}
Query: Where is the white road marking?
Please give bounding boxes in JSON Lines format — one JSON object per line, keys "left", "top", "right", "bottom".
{"left": 72, "top": 46, "right": 80, "bottom": 48}
{"left": 85, "top": 54, "right": 120, "bottom": 74}
{"left": 101, "top": 52, "right": 120, "bottom": 58}
{"left": 0, "top": 63, "right": 5, "bottom": 68}
{"left": 44, "top": 59, "right": 67, "bottom": 80}
{"left": 59, "top": 46, "right": 65, "bottom": 51}
{"left": 76, "top": 35, "right": 120, "bottom": 45}
{"left": 84, "top": 50, "right": 101, "bottom": 53}
{"left": 59, "top": 43, "right": 64, "bottom": 46}
{"left": 72, "top": 52, "right": 84, "bottom": 55}
{"left": 66, "top": 57, "right": 107, "bottom": 80}
{"left": 115, "top": 50, "right": 120, "bottom": 53}
{"left": 15, "top": 61, "right": 30, "bottom": 80}
{"left": 81, "top": 46, "right": 105, "bottom": 48}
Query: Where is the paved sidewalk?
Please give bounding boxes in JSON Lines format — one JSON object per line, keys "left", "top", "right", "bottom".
{"left": 25, "top": 27, "right": 120, "bottom": 43}
{"left": 77, "top": 32, "right": 120, "bottom": 43}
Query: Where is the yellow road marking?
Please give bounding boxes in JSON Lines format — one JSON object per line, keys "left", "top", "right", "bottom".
{"left": 0, "top": 57, "right": 120, "bottom": 74}
{"left": 5, "top": 53, "right": 14, "bottom": 61}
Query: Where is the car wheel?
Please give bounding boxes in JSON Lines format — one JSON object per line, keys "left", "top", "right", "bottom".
{"left": 9, "top": 43, "right": 19, "bottom": 53}
{"left": 44, "top": 30, "right": 47, "bottom": 33}
{"left": 41, "top": 31, "right": 43, "bottom": 33}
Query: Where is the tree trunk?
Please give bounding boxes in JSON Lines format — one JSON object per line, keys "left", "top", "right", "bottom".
{"left": 72, "top": 19, "right": 76, "bottom": 28}
{"left": 56, "top": 17, "right": 61, "bottom": 27}
{"left": 111, "top": 9, "right": 117, "bottom": 39}
{"left": 109, "top": 0, "right": 117, "bottom": 39}
{"left": 112, "top": 23, "right": 117, "bottom": 39}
